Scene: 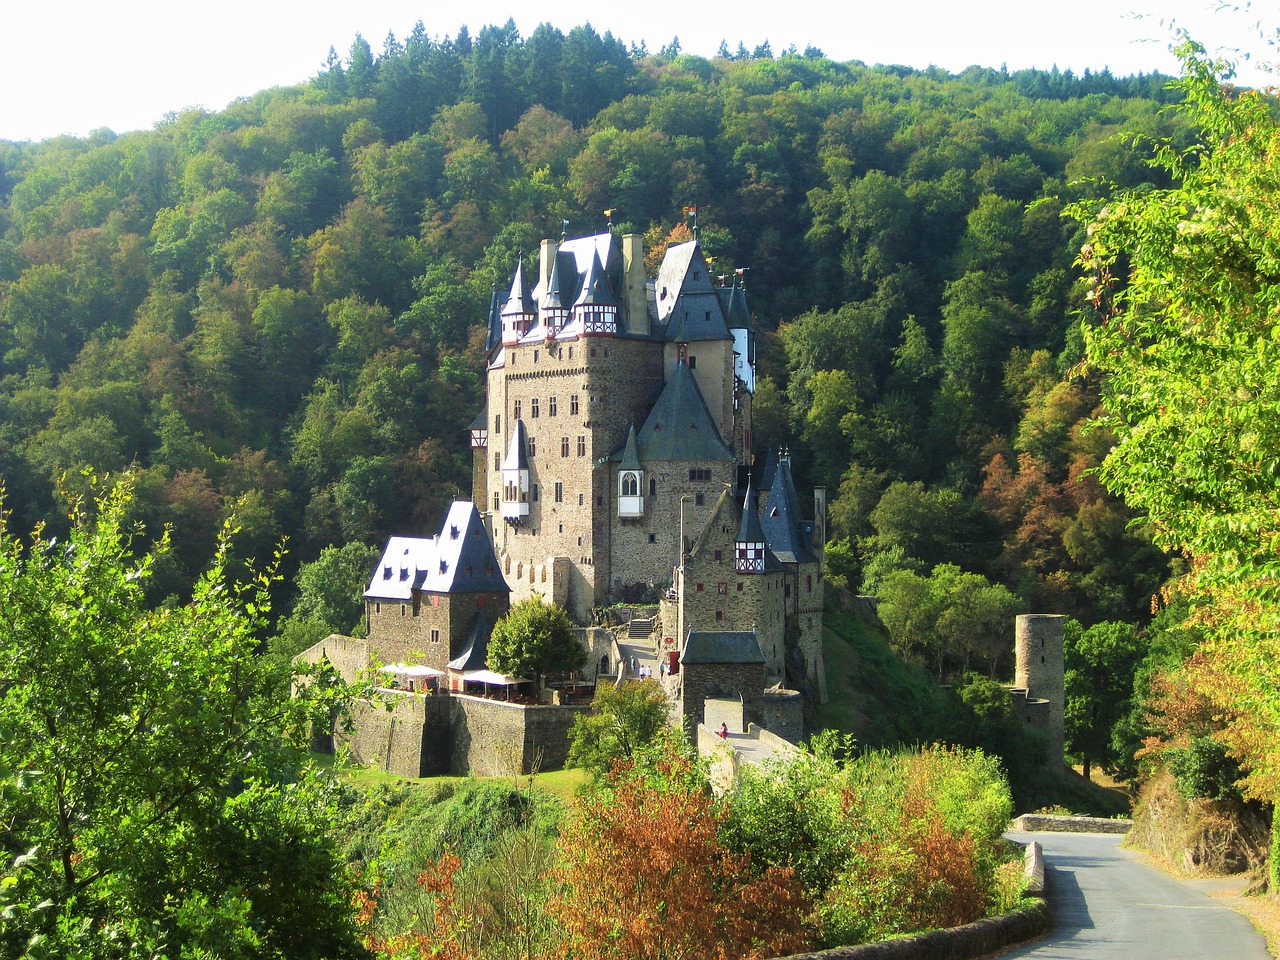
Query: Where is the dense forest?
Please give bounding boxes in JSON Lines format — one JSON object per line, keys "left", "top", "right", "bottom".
{"left": 0, "top": 24, "right": 1179, "bottom": 640}
{"left": 4, "top": 16, "right": 1280, "bottom": 957}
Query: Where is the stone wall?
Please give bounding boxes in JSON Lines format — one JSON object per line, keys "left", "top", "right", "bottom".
{"left": 339, "top": 693, "right": 452, "bottom": 778}
{"left": 679, "top": 660, "right": 765, "bottom": 736}
{"left": 336, "top": 690, "right": 591, "bottom": 777}
{"left": 681, "top": 549, "right": 787, "bottom": 682}
{"left": 759, "top": 688, "right": 804, "bottom": 744}
{"left": 298, "top": 634, "right": 368, "bottom": 685}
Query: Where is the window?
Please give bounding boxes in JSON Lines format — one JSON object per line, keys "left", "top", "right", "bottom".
{"left": 531, "top": 398, "right": 539, "bottom": 418}
{"left": 807, "top": 575, "right": 813, "bottom": 592}
{"left": 555, "top": 482, "right": 563, "bottom": 502}
{"left": 717, "top": 582, "right": 728, "bottom": 595}
{"left": 495, "top": 452, "right": 500, "bottom": 470}
{"left": 493, "top": 493, "right": 500, "bottom": 511}
{"left": 494, "top": 414, "right": 501, "bottom": 432}
{"left": 431, "top": 628, "right": 440, "bottom": 643}
{"left": 561, "top": 437, "right": 570, "bottom": 457}
{"left": 688, "top": 355, "right": 697, "bottom": 369}
{"left": 648, "top": 533, "right": 656, "bottom": 543}
{"left": 532, "top": 484, "right": 539, "bottom": 502}
{"left": 696, "top": 583, "right": 705, "bottom": 592}
{"left": 513, "top": 400, "right": 522, "bottom": 420}
{"left": 578, "top": 494, "right": 584, "bottom": 506}
{"left": 695, "top": 493, "right": 705, "bottom": 506}
{"left": 577, "top": 436, "right": 586, "bottom": 456}
{"left": 570, "top": 395, "right": 580, "bottom": 415}
{"left": 621, "top": 472, "right": 639, "bottom": 496}
{"left": 688, "top": 468, "right": 712, "bottom": 482}
{"left": 529, "top": 436, "right": 536, "bottom": 457}
{"left": 737, "top": 582, "right": 743, "bottom": 592}
{"left": 649, "top": 477, "right": 656, "bottom": 496}
{"left": 715, "top": 611, "right": 724, "bottom": 622}
{"left": 533, "top": 349, "right": 539, "bottom": 362}
{"left": 549, "top": 396, "right": 558, "bottom": 416}
{"left": 714, "top": 550, "right": 723, "bottom": 561}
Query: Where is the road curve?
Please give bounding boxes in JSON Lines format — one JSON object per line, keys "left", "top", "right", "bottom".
{"left": 999, "top": 831, "right": 1272, "bottom": 959}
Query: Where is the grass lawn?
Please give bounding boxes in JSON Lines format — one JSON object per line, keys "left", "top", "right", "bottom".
{"left": 310, "top": 751, "right": 587, "bottom": 800}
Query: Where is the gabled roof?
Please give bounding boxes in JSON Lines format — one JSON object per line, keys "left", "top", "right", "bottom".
{"left": 681, "top": 631, "right": 766, "bottom": 665}
{"left": 654, "top": 241, "right": 731, "bottom": 342}
{"left": 502, "top": 420, "right": 530, "bottom": 471}
{"left": 633, "top": 363, "right": 734, "bottom": 462}
{"left": 762, "top": 456, "right": 817, "bottom": 565}
{"left": 366, "top": 536, "right": 436, "bottom": 600}
{"left": 687, "top": 488, "right": 783, "bottom": 572}
{"left": 422, "top": 501, "right": 509, "bottom": 594}
{"left": 366, "top": 503, "right": 509, "bottom": 599}
{"left": 448, "top": 613, "right": 494, "bottom": 671}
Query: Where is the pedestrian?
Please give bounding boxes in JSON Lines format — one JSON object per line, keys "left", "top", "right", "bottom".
{"left": 718, "top": 721, "right": 728, "bottom": 739}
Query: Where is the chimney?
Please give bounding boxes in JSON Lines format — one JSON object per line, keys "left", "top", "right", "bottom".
{"left": 622, "top": 233, "right": 648, "bottom": 335}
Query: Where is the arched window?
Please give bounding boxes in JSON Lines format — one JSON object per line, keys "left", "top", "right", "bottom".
{"left": 621, "top": 472, "right": 639, "bottom": 496}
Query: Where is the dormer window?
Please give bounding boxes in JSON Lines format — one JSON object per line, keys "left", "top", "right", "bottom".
{"left": 450, "top": 525, "right": 459, "bottom": 539}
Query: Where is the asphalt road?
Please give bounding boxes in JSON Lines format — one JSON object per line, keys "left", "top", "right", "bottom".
{"left": 999, "top": 831, "right": 1272, "bottom": 959}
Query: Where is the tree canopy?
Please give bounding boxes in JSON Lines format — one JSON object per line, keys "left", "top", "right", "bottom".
{"left": 486, "top": 596, "right": 585, "bottom": 687}
{"left": 1073, "top": 40, "right": 1280, "bottom": 805}
{"left": 0, "top": 476, "right": 362, "bottom": 957}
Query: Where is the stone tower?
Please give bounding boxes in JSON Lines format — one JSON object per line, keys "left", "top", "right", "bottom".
{"left": 1014, "top": 613, "right": 1065, "bottom": 774}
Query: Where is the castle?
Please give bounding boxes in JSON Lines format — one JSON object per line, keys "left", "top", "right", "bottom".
{"left": 302, "top": 228, "right": 826, "bottom": 775}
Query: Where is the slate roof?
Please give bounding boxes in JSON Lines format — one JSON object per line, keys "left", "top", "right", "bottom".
{"left": 422, "top": 501, "right": 509, "bottom": 594}
{"left": 655, "top": 241, "right": 731, "bottom": 342}
{"left": 366, "top": 536, "right": 436, "bottom": 601}
{"left": 762, "top": 456, "right": 817, "bottom": 565}
{"left": 365, "top": 502, "right": 508, "bottom": 599}
{"left": 502, "top": 420, "right": 530, "bottom": 471}
{"left": 447, "top": 613, "right": 494, "bottom": 670}
{"left": 631, "top": 362, "right": 734, "bottom": 462}
{"left": 719, "top": 283, "right": 751, "bottom": 330}
{"left": 736, "top": 479, "right": 766, "bottom": 544}
{"left": 681, "top": 631, "right": 766, "bottom": 665}
{"left": 619, "top": 424, "right": 642, "bottom": 472}
{"left": 486, "top": 287, "right": 502, "bottom": 353}
{"left": 502, "top": 259, "right": 536, "bottom": 317}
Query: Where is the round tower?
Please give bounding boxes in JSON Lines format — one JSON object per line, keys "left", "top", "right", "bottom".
{"left": 1015, "top": 614, "right": 1065, "bottom": 775}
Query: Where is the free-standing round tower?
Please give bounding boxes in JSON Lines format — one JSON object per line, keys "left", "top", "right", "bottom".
{"left": 1014, "top": 614, "right": 1065, "bottom": 774}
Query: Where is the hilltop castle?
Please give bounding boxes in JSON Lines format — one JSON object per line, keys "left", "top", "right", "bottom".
{"left": 471, "top": 230, "right": 827, "bottom": 697}
{"left": 303, "top": 228, "right": 827, "bottom": 774}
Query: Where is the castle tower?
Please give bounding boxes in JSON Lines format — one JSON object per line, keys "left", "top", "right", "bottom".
{"left": 1015, "top": 614, "right": 1065, "bottom": 774}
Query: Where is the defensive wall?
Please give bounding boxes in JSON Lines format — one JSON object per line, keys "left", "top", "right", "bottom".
{"left": 338, "top": 690, "right": 591, "bottom": 777}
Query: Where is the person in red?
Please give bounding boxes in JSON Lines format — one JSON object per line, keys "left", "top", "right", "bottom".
{"left": 718, "top": 721, "right": 728, "bottom": 739}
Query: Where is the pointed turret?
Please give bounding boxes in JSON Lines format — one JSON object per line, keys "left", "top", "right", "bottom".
{"left": 617, "top": 424, "right": 644, "bottom": 517}
{"left": 539, "top": 252, "right": 570, "bottom": 340}
{"left": 735, "top": 478, "right": 766, "bottom": 573}
{"left": 500, "top": 420, "right": 531, "bottom": 523}
{"left": 501, "top": 259, "right": 536, "bottom": 346}
{"left": 574, "top": 249, "right": 618, "bottom": 336}
{"left": 487, "top": 286, "right": 503, "bottom": 353}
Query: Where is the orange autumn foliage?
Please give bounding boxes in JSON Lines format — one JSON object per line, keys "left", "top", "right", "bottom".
{"left": 549, "top": 755, "right": 813, "bottom": 960}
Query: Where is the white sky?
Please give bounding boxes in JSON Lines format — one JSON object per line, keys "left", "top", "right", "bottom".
{"left": 1, "top": 0, "right": 1276, "bottom": 143}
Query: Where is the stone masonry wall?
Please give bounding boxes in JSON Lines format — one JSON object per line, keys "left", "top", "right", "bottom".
{"left": 759, "top": 689, "right": 804, "bottom": 744}
{"left": 337, "top": 691, "right": 591, "bottom": 777}
{"left": 608, "top": 457, "right": 737, "bottom": 597}
{"left": 679, "top": 660, "right": 766, "bottom": 736}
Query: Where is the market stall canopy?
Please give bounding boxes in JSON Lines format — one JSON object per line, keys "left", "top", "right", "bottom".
{"left": 379, "top": 664, "right": 444, "bottom": 677}
{"left": 459, "top": 669, "right": 527, "bottom": 685}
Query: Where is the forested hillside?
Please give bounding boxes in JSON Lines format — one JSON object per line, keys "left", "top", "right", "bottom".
{"left": 0, "top": 23, "right": 1177, "bottom": 654}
